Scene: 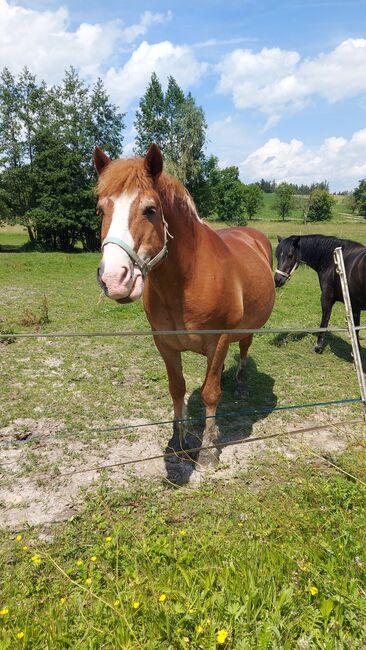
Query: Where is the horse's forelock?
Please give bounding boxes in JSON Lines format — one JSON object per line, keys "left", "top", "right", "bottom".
{"left": 96, "top": 156, "right": 200, "bottom": 220}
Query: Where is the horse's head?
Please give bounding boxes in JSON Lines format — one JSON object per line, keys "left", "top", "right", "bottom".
{"left": 94, "top": 144, "right": 169, "bottom": 303}
{"left": 274, "top": 235, "right": 301, "bottom": 287}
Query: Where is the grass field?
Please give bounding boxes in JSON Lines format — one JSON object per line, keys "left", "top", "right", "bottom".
{"left": 0, "top": 220, "right": 366, "bottom": 648}
{"left": 236, "top": 192, "right": 361, "bottom": 224}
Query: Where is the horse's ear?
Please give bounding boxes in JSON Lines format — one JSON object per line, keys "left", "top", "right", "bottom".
{"left": 277, "top": 235, "right": 283, "bottom": 243}
{"left": 144, "top": 144, "right": 163, "bottom": 181}
{"left": 93, "top": 146, "right": 111, "bottom": 176}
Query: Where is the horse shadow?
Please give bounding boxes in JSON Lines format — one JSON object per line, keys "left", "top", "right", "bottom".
{"left": 271, "top": 330, "right": 366, "bottom": 367}
{"left": 164, "top": 355, "right": 277, "bottom": 485}
{"left": 327, "top": 332, "right": 366, "bottom": 366}
{"left": 270, "top": 331, "right": 309, "bottom": 347}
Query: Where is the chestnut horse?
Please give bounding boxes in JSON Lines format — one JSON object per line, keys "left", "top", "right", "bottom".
{"left": 94, "top": 144, "right": 275, "bottom": 468}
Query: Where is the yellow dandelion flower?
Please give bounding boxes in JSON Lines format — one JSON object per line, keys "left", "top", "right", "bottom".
{"left": 105, "top": 536, "right": 112, "bottom": 543}
{"left": 189, "top": 607, "right": 196, "bottom": 613}
{"left": 216, "top": 629, "right": 229, "bottom": 645}
{"left": 0, "top": 608, "right": 9, "bottom": 616}
{"left": 60, "top": 597, "right": 66, "bottom": 604}
{"left": 90, "top": 556, "right": 97, "bottom": 562}
{"left": 114, "top": 600, "right": 120, "bottom": 607}
{"left": 22, "top": 545, "right": 29, "bottom": 552}
{"left": 75, "top": 560, "right": 83, "bottom": 566}
{"left": 31, "top": 555, "right": 41, "bottom": 565}
{"left": 16, "top": 631, "right": 24, "bottom": 639}
{"left": 238, "top": 522, "right": 244, "bottom": 527}
{"left": 159, "top": 594, "right": 167, "bottom": 602}
{"left": 178, "top": 530, "right": 187, "bottom": 536}
{"left": 85, "top": 578, "right": 91, "bottom": 586}
{"left": 196, "top": 624, "right": 204, "bottom": 634}
{"left": 309, "top": 586, "right": 318, "bottom": 596}
{"left": 16, "top": 534, "right": 22, "bottom": 542}
{"left": 132, "top": 601, "right": 140, "bottom": 609}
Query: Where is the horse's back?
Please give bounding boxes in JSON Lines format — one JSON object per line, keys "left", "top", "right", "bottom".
{"left": 344, "top": 246, "right": 366, "bottom": 309}
{"left": 217, "top": 225, "right": 273, "bottom": 268}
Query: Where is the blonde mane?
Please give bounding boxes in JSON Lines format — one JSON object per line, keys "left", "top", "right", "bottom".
{"left": 97, "top": 157, "right": 201, "bottom": 221}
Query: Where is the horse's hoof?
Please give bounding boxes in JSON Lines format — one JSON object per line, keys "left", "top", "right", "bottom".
{"left": 195, "top": 448, "right": 219, "bottom": 469}
{"left": 314, "top": 345, "right": 323, "bottom": 354}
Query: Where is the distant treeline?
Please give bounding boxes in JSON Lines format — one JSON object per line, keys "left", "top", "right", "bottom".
{"left": 255, "top": 179, "right": 330, "bottom": 195}
{"left": 0, "top": 67, "right": 365, "bottom": 251}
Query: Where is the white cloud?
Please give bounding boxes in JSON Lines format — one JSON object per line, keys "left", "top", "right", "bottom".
{"left": 121, "top": 10, "right": 172, "bottom": 43}
{"left": 105, "top": 41, "right": 207, "bottom": 111}
{"left": 0, "top": 0, "right": 171, "bottom": 83}
{"left": 217, "top": 39, "right": 366, "bottom": 126}
{"left": 239, "top": 129, "right": 366, "bottom": 190}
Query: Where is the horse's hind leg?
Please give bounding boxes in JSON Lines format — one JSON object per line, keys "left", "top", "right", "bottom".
{"left": 235, "top": 335, "right": 253, "bottom": 398}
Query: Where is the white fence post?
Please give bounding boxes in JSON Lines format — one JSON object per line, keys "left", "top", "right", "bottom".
{"left": 333, "top": 246, "right": 366, "bottom": 405}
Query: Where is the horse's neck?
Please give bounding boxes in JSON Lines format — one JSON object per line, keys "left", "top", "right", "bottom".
{"left": 150, "top": 198, "right": 204, "bottom": 288}
{"left": 299, "top": 237, "right": 333, "bottom": 273}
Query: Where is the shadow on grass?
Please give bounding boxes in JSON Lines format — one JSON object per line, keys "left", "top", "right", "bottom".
{"left": 270, "top": 330, "right": 366, "bottom": 366}
{"left": 270, "top": 331, "right": 310, "bottom": 347}
{"left": 327, "top": 332, "right": 366, "bottom": 366}
{"left": 0, "top": 242, "right": 87, "bottom": 254}
{"left": 164, "top": 355, "right": 277, "bottom": 485}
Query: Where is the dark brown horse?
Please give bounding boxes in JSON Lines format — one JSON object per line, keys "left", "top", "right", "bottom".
{"left": 275, "top": 234, "right": 366, "bottom": 352}
{"left": 94, "top": 144, "right": 275, "bottom": 468}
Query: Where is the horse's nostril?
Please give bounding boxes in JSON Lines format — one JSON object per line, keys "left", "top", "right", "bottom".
{"left": 119, "top": 266, "right": 129, "bottom": 283}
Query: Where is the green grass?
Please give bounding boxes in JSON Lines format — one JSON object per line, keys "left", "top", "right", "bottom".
{"left": 1, "top": 221, "right": 366, "bottom": 648}
{"left": 1, "top": 221, "right": 365, "bottom": 431}
{"left": 1, "top": 452, "right": 366, "bottom": 648}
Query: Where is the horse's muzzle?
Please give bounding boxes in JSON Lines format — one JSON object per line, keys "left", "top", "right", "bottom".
{"left": 274, "top": 272, "right": 287, "bottom": 288}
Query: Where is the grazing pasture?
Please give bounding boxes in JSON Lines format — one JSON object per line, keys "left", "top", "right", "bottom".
{"left": 0, "top": 221, "right": 366, "bottom": 648}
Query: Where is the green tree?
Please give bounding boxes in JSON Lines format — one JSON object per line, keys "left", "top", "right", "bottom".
{"left": 242, "top": 183, "right": 263, "bottom": 220}
{"left": 0, "top": 67, "right": 47, "bottom": 241}
{"left": 0, "top": 66, "right": 125, "bottom": 250}
{"left": 208, "top": 165, "right": 246, "bottom": 224}
{"left": 164, "top": 76, "right": 185, "bottom": 163}
{"left": 134, "top": 73, "right": 167, "bottom": 155}
{"left": 134, "top": 74, "right": 208, "bottom": 214}
{"left": 274, "top": 183, "right": 294, "bottom": 221}
{"left": 353, "top": 179, "right": 366, "bottom": 218}
{"left": 307, "top": 188, "right": 335, "bottom": 222}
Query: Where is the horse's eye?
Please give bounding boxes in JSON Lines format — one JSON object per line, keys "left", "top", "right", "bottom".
{"left": 288, "top": 253, "right": 293, "bottom": 259}
{"left": 144, "top": 206, "right": 156, "bottom": 218}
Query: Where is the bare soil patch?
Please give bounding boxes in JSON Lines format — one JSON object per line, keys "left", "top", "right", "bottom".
{"left": 0, "top": 406, "right": 363, "bottom": 529}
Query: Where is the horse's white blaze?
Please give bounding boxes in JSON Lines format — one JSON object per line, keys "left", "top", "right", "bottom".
{"left": 101, "top": 191, "right": 143, "bottom": 300}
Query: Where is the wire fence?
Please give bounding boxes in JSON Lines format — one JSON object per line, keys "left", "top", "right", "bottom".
{"left": 1, "top": 324, "right": 366, "bottom": 339}
{"left": 1, "top": 320, "right": 365, "bottom": 480}
{"left": 0, "top": 397, "right": 361, "bottom": 449}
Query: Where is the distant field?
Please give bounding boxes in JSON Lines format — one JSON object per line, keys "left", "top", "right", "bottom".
{"left": 247, "top": 192, "right": 361, "bottom": 223}
{"left": 0, "top": 225, "right": 29, "bottom": 248}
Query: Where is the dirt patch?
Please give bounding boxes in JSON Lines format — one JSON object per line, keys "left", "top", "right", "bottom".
{"left": 0, "top": 408, "right": 364, "bottom": 530}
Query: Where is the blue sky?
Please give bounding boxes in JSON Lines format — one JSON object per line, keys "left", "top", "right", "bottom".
{"left": 2, "top": 0, "right": 366, "bottom": 189}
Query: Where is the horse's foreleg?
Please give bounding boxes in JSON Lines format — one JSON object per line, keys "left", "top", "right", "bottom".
{"left": 353, "top": 310, "right": 361, "bottom": 349}
{"left": 198, "top": 336, "right": 230, "bottom": 468}
{"left": 315, "top": 292, "right": 334, "bottom": 353}
{"left": 154, "top": 339, "right": 186, "bottom": 450}
{"left": 235, "top": 334, "right": 253, "bottom": 398}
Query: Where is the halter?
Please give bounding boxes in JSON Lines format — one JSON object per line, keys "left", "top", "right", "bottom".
{"left": 101, "top": 209, "right": 173, "bottom": 279}
{"left": 275, "top": 262, "right": 299, "bottom": 280}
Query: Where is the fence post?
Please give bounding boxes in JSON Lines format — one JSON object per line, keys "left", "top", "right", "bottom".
{"left": 333, "top": 246, "right": 366, "bottom": 405}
